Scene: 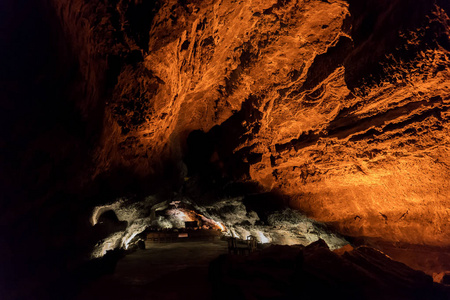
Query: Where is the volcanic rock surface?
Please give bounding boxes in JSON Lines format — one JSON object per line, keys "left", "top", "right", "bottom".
{"left": 2, "top": 0, "right": 450, "bottom": 298}
{"left": 209, "top": 240, "right": 450, "bottom": 300}
{"left": 49, "top": 0, "right": 450, "bottom": 247}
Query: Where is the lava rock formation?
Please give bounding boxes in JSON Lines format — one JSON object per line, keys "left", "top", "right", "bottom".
{"left": 2, "top": 0, "right": 450, "bottom": 299}
{"left": 48, "top": 0, "right": 450, "bottom": 245}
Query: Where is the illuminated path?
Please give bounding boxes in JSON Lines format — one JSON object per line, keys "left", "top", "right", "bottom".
{"left": 77, "top": 241, "right": 228, "bottom": 300}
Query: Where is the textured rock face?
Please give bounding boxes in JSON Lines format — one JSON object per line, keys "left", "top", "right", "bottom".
{"left": 52, "top": 0, "right": 450, "bottom": 246}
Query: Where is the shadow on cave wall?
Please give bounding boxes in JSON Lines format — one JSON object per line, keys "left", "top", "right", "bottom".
{"left": 0, "top": 0, "right": 178, "bottom": 297}
{"left": 344, "top": 0, "right": 450, "bottom": 89}
{"left": 0, "top": 0, "right": 152, "bottom": 298}
{"left": 183, "top": 94, "right": 265, "bottom": 199}
{"left": 182, "top": 93, "right": 289, "bottom": 224}
{"left": 0, "top": 0, "right": 105, "bottom": 298}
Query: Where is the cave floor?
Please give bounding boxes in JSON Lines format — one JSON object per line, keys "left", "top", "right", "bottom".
{"left": 77, "top": 240, "right": 228, "bottom": 300}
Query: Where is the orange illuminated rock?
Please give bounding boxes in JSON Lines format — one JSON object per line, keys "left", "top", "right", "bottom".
{"left": 334, "top": 244, "right": 354, "bottom": 255}
{"left": 52, "top": 0, "right": 450, "bottom": 247}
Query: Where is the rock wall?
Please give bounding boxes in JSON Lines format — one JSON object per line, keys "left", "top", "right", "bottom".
{"left": 51, "top": 0, "right": 450, "bottom": 246}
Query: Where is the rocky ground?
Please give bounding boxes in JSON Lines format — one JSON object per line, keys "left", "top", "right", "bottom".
{"left": 78, "top": 240, "right": 450, "bottom": 300}
{"left": 210, "top": 240, "right": 450, "bottom": 300}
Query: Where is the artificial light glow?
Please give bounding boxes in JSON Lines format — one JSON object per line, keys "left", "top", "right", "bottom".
{"left": 123, "top": 232, "right": 139, "bottom": 250}
{"left": 214, "top": 221, "right": 226, "bottom": 232}
{"left": 91, "top": 197, "right": 157, "bottom": 258}
{"left": 90, "top": 201, "right": 122, "bottom": 226}
{"left": 197, "top": 212, "right": 227, "bottom": 231}
{"left": 166, "top": 209, "right": 194, "bottom": 222}
{"left": 91, "top": 232, "right": 123, "bottom": 258}
{"left": 167, "top": 208, "right": 227, "bottom": 231}
{"left": 256, "top": 231, "right": 270, "bottom": 243}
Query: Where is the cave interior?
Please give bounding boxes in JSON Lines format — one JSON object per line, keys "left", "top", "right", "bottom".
{"left": 1, "top": 0, "right": 450, "bottom": 299}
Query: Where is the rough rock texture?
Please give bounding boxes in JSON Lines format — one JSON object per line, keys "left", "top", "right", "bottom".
{"left": 49, "top": 0, "right": 450, "bottom": 246}
{"left": 1, "top": 0, "right": 450, "bottom": 298}
{"left": 209, "top": 240, "right": 450, "bottom": 300}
